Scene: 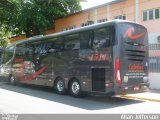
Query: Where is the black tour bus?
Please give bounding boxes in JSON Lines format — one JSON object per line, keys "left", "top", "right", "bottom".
{"left": 1, "top": 20, "right": 149, "bottom": 97}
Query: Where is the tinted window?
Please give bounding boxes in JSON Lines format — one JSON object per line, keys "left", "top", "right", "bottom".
{"left": 45, "top": 37, "right": 64, "bottom": 53}
{"left": 26, "top": 41, "right": 42, "bottom": 56}
{"left": 65, "top": 34, "right": 80, "bottom": 50}
{"left": 93, "top": 28, "right": 112, "bottom": 49}
{"left": 80, "top": 31, "right": 92, "bottom": 49}
{"left": 15, "top": 43, "right": 26, "bottom": 56}
{"left": 52, "top": 38, "right": 64, "bottom": 51}
{"left": 26, "top": 38, "right": 64, "bottom": 56}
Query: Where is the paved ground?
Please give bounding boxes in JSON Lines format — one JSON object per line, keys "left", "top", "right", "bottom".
{"left": 0, "top": 82, "right": 160, "bottom": 114}
{"left": 1, "top": 78, "right": 160, "bottom": 102}
{"left": 150, "top": 89, "right": 160, "bottom": 93}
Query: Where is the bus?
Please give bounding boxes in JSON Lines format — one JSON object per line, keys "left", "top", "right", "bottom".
{"left": 1, "top": 20, "right": 149, "bottom": 97}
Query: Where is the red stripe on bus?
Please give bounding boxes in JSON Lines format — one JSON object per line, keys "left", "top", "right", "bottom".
{"left": 21, "top": 64, "right": 49, "bottom": 81}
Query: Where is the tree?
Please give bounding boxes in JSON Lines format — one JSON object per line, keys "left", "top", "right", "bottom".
{"left": 1, "top": 0, "right": 83, "bottom": 38}
{"left": 0, "top": 0, "right": 15, "bottom": 11}
{"left": 0, "top": 0, "right": 15, "bottom": 23}
{"left": 0, "top": 0, "right": 16, "bottom": 47}
{"left": 0, "top": 24, "right": 11, "bottom": 48}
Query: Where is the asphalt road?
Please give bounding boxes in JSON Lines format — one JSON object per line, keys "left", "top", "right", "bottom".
{"left": 0, "top": 82, "right": 160, "bottom": 114}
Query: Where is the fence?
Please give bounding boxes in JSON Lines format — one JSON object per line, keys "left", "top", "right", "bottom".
{"left": 149, "top": 44, "right": 160, "bottom": 73}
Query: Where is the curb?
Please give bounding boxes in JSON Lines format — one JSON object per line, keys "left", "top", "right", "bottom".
{"left": 119, "top": 95, "right": 160, "bottom": 102}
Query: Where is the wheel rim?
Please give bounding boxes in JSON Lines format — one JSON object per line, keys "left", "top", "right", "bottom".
{"left": 71, "top": 81, "right": 80, "bottom": 94}
{"left": 10, "top": 76, "right": 15, "bottom": 84}
{"left": 57, "top": 80, "right": 64, "bottom": 92}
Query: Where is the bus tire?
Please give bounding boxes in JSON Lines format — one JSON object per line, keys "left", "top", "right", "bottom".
{"left": 54, "top": 78, "right": 65, "bottom": 95}
{"left": 69, "top": 79, "right": 82, "bottom": 97}
{"left": 9, "top": 75, "right": 17, "bottom": 85}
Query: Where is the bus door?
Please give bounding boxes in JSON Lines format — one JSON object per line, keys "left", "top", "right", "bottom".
{"left": 118, "top": 23, "right": 148, "bottom": 88}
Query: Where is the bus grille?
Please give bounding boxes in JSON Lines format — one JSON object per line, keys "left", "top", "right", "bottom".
{"left": 125, "top": 49, "right": 146, "bottom": 61}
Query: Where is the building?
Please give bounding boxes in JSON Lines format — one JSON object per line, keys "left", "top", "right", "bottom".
{"left": 10, "top": 0, "right": 160, "bottom": 45}
{"left": 55, "top": 0, "right": 160, "bottom": 44}
{"left": 9, "top": 0, "right": 160, "bottom": 88}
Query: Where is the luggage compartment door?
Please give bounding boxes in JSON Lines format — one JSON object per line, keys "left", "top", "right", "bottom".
{"left": 92, "top": 68, "right": 105, "bottom": 92}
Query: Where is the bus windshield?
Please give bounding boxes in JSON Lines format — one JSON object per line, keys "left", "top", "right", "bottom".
{"left": 2, "top": 45, "right": 15, "bottom": 65}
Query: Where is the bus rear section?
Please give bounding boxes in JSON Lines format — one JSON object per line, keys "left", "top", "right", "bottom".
{"left": 114, "top": 22, "right": 149, "bottom": 94}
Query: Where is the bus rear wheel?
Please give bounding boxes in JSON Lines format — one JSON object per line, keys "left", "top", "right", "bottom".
{"left": 55, "top": 78, "right": 65, "bottom": 95}
{"left": 69, "top": 79, "right": 82, "bottom": 97}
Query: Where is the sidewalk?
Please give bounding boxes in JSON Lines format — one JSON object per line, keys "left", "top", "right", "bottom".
{"left": 120, "top": 89, "right": 160, "bottom": 102}
{"left": 150, "top": 89, "right": 160, "bottom": 93}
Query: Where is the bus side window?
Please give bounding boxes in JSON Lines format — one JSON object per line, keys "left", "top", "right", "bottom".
{"left": 26, "top": 41, "right": 42, "bottom": 56}
{"left": 93, "top": 28, "right": 111, "bottom": 49}
{"left": 15, "top": 43, "right": 26, "bottom": 56}
{"left": 53, "top": 38, "right": 64, "bottom": 52}
{"left": 26, "top": 44, "right": 34, "bottom": 56}
{"left": 43, "top": 40, "right": 54, "bottom": 53}
{"left": 80, "top": 31, "right": 92, "bottom": 49}
{"left": 45, "top": 38, "right": 64, "bottom": 53}
{"left": 64, "top": 34, "right": 80, "bottom": 50}
{"left": 35, "top": 42, "right": 46, "bottom": 55}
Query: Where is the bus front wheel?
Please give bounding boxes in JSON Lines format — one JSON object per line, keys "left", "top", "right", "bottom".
{"left": 69, "top": 79, "right": 82, "bottom": 97}
{"left": 9, "top": 75, "right": 17, "bottom": 85}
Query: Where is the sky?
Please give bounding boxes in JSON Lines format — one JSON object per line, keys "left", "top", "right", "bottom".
{"left": 80, "top": 0, "right": 114, "bottom": 10}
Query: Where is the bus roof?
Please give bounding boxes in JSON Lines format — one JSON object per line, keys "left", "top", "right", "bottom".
{"left": 7, "top": 20, "right": 146, "bottom": 47}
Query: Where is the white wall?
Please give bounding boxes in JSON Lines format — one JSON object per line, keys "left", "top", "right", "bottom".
{"left": 149, "top": 32, "right": 160, "bottom": 44}
{"left": 149, "top": 73, "right": 160, "bottom": 89}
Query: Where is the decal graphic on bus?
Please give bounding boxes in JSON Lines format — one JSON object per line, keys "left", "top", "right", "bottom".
{"left": 124, "top": 27, "right": 145, "bottom": 40}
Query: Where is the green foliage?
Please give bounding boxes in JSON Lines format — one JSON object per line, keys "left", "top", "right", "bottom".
{"left": 0, "top": 0, "right": 16, "bottom": 47}
{"left": 0, "top": 24, "right": 11, "bottom": 48}
{"left": 0, "top": 0, "right": 82, "bottom": 38}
